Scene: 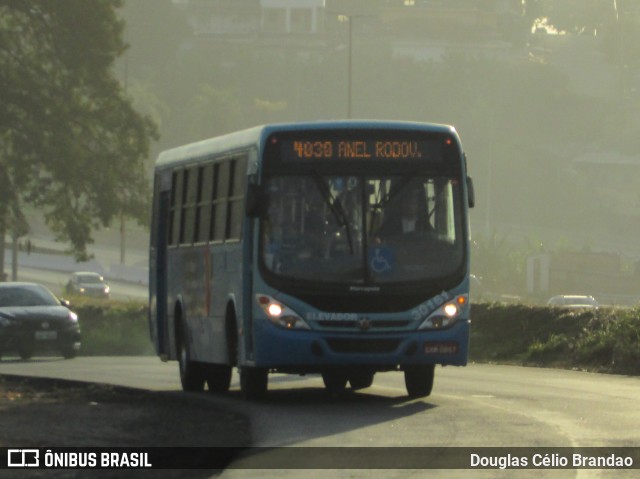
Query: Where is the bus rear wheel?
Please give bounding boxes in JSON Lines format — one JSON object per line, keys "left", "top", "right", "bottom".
{"left": 240, "top": 367, "right": 268, "bottom": 400}
{"left": 205, "top": 364, "right": 232, "bottom": 393}
{"left": 404, "top": 364, "right": 435, "bottom": 398}
{"left": 178, "top": 328, "right": 205, "bottom": 392}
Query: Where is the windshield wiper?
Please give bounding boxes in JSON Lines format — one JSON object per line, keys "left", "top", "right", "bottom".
{"left": 311, "top": 173, "right": 354, "bottom": 255}
{"left": 377, "top": 173, "right": 419, "bottom": 209}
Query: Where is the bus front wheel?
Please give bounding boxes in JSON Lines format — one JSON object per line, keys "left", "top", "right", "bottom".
{"left": 404, "top": 364, "right": 435, "bottom": 398}
{"left": 240, "top": 367, "right": 268, "bottom": 400}
{"left": 322, "top": 371, "right": 348, "bottom": 395}
{"left": 348, "top": 371, "right": 375, "bottom": 390}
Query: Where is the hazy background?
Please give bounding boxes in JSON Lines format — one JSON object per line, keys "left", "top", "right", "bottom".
{"left": 114, "top": 0, "right": 639, "bottom": 301}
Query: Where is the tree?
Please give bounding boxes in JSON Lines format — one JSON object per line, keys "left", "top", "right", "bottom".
{"left": 524, "top": 0, "right": 615, "bottom": 34}
{"left": 0, "top": 0, "right": 157, "bottom": 268}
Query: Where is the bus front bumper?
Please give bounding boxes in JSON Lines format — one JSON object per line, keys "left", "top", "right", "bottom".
{"left": 251, "top": 319, "right": 470, "bottom": 371}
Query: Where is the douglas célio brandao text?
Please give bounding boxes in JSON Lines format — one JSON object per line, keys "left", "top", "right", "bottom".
{"left": 470, "top": 452, "right": 634, "bottom": 469}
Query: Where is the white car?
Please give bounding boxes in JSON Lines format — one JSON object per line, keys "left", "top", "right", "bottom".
{"left": 547, "top": 295, "right": 599, "bottom": 309}
{"left": 65, "top": 272, "right": 110, "bottom": 299}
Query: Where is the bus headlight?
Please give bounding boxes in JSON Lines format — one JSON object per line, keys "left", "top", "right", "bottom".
{"left": 418, "top": 295, "right": 468, "bottom": 330}
{"left": 256, "top": 294, "right": 310, "bottom": 331}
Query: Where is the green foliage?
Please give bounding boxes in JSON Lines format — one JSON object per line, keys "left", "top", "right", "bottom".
{"left": 471, "top": 303, "right": 640, "bottom": 375}
{"left": 528, "top": 333, "right": 572, "bottom": 363}
{"left": 68, "top": 296, "right": 640, "bottom": 378}
{"left": 525, "top": 0, "right": 616, "bottom": 35}
{"left": 0, "top": 0, "right": 157, "bottom": 261}
{"left": 71, "top": 298, "right": 153, "bottom": 356}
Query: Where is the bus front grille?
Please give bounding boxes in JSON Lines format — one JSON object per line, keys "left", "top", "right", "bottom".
{"left": 317, "top": 320, "right": 411, "bottom": 330}
{"left": 326, "top": 338, "right": 401, "bottom": 354}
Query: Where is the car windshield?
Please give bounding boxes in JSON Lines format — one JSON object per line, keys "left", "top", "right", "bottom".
{"left": 78, "top": 274, "right": 104, "bottom": 284}
{"left": 260, "top": 174, "right": 464, "bottom": 284}
{"left": 0, "top": 285, "right": 60, "bottom": 307}
{"left": 549, "top": 296, "right": 597, "bottom": 306}
{"left": 569, "top": 297, "right": 596, "bottom": 305}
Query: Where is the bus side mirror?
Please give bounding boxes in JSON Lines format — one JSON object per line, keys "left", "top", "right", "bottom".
{"left": 246, "top": 183, "right": 267, "bottom": 217}
{"left": 466, "top": 176, "right": 475, "bottom": 208}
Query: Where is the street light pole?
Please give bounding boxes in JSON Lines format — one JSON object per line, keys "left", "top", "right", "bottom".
{"left": 347, "top": 15, "right": 353, "bottom": 119}
{"left": 328, "top": 0, "right": 376, "bottom": 119}
{"left": 336, "top": 13, "right": 372, "bottom": 119}
{"left": 119, "top": 46, "right": 128, "bottom": 265}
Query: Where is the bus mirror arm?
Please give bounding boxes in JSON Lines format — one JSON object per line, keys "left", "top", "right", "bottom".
{"left": 466, "top": 176, "right": 475, "bottom": 208}
{"left": 246, "top": 183, "right": 268, "bottom": 217}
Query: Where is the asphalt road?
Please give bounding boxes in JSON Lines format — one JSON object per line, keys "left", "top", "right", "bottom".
{"left": 0, "top": 357, "right": 638, "bottom": 478}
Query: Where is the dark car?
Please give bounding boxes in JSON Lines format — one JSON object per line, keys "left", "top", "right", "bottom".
{"left": 0, "top": 282, "right": 81, "bottom": 360}
{"left": 65, "top": 272, "right": 110, "bottom": 299}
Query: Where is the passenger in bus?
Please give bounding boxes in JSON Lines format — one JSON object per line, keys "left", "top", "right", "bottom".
{"left": 376, "top": 188, "right": 431, "bottom": 239}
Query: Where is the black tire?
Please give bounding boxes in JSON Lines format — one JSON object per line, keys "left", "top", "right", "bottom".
{"left": 240, "top": 367, "right": 268, "bottom": 401}
{"left": 348, "top": 371, "right": 375, "bottom": 390}
{"left": 177, "top": 323, "right": 205, "bottom": 392}
{"left": 322, "top": 371, "right": 348, "bottom": 395}
{"left": 18, "top": 347, "right": 33, "bottom": 360}
{"left": 62, "top": 348, "right": 77, "bottom": 359}
{"left": 205, "top": 364, "right": 232, "bottom": 394}
{"left": 404, "top": 364, "right": 435, "bottom": 398}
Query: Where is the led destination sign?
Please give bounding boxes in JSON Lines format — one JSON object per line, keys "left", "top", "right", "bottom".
{"left": 282, "top": 139, "right": 448, "bottom": 163}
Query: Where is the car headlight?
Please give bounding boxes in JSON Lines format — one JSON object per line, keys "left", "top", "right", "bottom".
{"left": 68, "top": 311, "right": 79, "bottom": 322}
{"left": 418, "top": 294, "right": 468, "bottom": 330}
{"left": 104, "top": 285, "right": 110, "bottom": 294}
{"left": 255, "top": 294, "right": 310, "bottom": 330}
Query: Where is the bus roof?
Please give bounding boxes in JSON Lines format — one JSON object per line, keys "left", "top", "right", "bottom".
{"left": 154, "top": 120, "right": 457, "bottom": 170}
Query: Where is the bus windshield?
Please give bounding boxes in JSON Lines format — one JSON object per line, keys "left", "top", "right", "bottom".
{"left": 260, "top": 173, "right": 465, "bottom": 285}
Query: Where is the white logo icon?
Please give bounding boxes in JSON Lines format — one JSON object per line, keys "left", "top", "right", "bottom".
{"left": 8, "top": 449, "right": 40, "bottom": 467}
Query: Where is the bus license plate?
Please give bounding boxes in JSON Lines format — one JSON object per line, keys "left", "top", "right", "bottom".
{"left": 35, "top": 331, "right": 57, "bottom": 340}
{"left": 424, "top": 342, "right": 458, "bottom": 354}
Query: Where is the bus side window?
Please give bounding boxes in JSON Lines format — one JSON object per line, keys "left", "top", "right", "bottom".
{"left": 226, "top": 155, "right": 247, "bottom": 240}
{"left": 196, "top": 164, "right": 213, "bottom": 243}
{"left": 180, "top": 167, "right": 198, "bottom": 244}
{"left": 169, "top": 170, "right": 183, "bottom": 246}
{"left": 150, "top": 175, "right": 160, "bottom": 249}
{"left": 208, "top": 163, "right": 219, "bottom": 242}
{"left": 211, "top": 161, "right": 230, "bottom": 242}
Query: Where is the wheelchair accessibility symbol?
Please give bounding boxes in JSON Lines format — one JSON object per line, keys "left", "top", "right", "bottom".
{"left": 369, "top": 246, "right": 395, "bottom": 274}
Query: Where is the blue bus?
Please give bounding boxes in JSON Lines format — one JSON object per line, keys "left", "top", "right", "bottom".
{"left": 149, "top": 121, "right": 475, "bottom": 399}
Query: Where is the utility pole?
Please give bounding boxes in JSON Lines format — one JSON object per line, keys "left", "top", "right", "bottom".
{"left": 335, "top": 12, "right": 374, "bottom": 119}
{"left": 326, "top": 0, "right": 377, "bottom": 118}
{"left": 0, "top": 214, "right": 5, "bottom": 282}
{"left": 119, "top": 42, "right": 129, "bottom": 265}
{"left": 120, "top": 211, "right": 126, "bottom": 265}
{"left": 347, "top": 14, "right": 354, "bottom": 119}
{"left": 11, "top": 232, "right": 18, "bottom": 281}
